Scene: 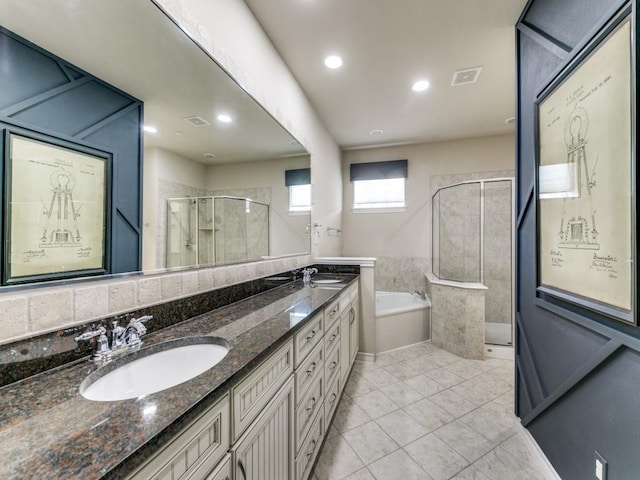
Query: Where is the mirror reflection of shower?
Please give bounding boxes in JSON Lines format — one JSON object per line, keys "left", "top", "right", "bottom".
{"left": 166, "top": 196, "right": 269, "bottom": 268}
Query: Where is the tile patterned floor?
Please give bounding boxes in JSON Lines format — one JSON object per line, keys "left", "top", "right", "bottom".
{"left": 311, "top": 343, "right": 555, "bottom": 480}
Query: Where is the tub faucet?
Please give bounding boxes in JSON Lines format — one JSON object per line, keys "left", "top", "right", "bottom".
{"left": 302, "top": 267, "right": 318, "bottom": 286}
{"left": 412, "top": 290, "right": 427, "bottom": 300}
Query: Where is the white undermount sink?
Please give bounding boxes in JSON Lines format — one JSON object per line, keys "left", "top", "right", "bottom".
{"left": 312, "top": 279, "right": 343, "bottom": 284}
{"left": 80, "top": 337, "right": 229, "bottom": 402}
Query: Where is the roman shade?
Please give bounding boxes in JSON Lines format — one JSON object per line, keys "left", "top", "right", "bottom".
{"left": 284, "top": 168, "right": 311, "bottom": 186}
{"left": 349, "top": 159, "right": 408, "bottom": 181}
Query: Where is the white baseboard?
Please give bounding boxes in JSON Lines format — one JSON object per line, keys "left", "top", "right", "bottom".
{"left": 356, "top": 352, "right": 375, "bottom": 363}
{"left": 518, "top": 423, "right": 562, "bottom": 480}
{"left": 484, "top": 343, "right": 514, "bottom": 360}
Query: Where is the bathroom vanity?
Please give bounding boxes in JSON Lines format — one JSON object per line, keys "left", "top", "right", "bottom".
{"left": 0, "top": 272, "right": 360, "bottom": 480}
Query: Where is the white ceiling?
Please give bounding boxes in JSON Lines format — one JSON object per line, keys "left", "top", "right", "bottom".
{"left": 244, "top": 0, "right": 527, "bottom": 149}
{"left": 0, "top": 0, "right": 307, "bottom": 164}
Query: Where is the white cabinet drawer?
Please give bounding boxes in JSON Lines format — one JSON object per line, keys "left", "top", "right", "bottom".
{"left": 295, "top": 341, "right": 323, "bottom": 405}
{"left": 126, "top": 394, "right": 230, "bottom": 480}
{"left": 323, "top": 319, "right": 340, "bottom": 355}
{"left": 295, "top": 369, "right": 324, "bottom": 453}
{"left": 294, "top": 312, "right": 323, "bottom": 367}
{"left": 324, "top": 344, "right": 340, "bottom": 387}
{"left": 323, "top": 297, "right": 341, "bottom": 330}
{"left": 232, "top": 340, "right": 294, "bottom": 441}
{"left": 294, "top": 408, "right": 325, "bottom": 480}
{"left": 199, "top": 454, "right": 231, "bottom": 480}
{"left": 324, "top": 373, "right": 341, "bottom": 428}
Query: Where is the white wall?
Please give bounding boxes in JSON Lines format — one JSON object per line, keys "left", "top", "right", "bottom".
{"left": 156, "top": 0, "right": 343, "bottom": 257}
{"left": 142, "top": 147, "right": 208, "bottom": 271}
{"left": 342, "top": 134, "right": 515, "bottom": 259}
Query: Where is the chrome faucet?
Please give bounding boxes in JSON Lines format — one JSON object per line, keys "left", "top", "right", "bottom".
{"left": 75, "top": 315, "right": 153, "bottom": 365}
{"left": 411, "top": 290, "right": 427, "bottom": 300}
{"left": 302, "top": 267, "right": 318, "bottom": 286}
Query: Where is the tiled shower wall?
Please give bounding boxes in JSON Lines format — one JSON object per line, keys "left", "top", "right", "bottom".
{"left": 375, "top": 257, "right": 429, "bottom": 292}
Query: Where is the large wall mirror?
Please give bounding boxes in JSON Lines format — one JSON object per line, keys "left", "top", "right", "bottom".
{"left": 0, "top": 0, "right": 311, "bottom": 278}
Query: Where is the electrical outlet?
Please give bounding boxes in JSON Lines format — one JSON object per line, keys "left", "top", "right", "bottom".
{"left": 595, "top": 451, "right": 608, "bottom": 480}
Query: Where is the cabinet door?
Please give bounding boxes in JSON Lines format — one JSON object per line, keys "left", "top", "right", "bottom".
{"left": 339, "top": 310, "right": 350, "bottom": 388}
{"left": 232, "top": 377, "right": 294, "bottom": 480}
{"left": 349, "top": 301, "right": 359, "bottom": 364}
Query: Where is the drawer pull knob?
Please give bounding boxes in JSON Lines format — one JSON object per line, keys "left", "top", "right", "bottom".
{"left": 306, "top": 396, "right": 317, "bottom": 412}
{"left": 306, "top": 330, "right": 317, "bottom": 342}
{"left": 307, "top": 439, "right": 317, "bottom": 458}
{"left": 306, "top": 362, "right": 317, "bottom": 376}
{"left": 330, "top": 361, "right": 337, "bottom": 371}
{"left": 349, "top": 307, "right": 356, "bottom": 325}
{"left": 329, "top": 333, "right": 337, "bottom": 342}
{"left": 330, "top": 393, "right": 337, "bottom": 403}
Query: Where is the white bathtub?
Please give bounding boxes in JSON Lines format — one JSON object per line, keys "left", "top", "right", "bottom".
{"left": 375, "top": 291, "right": 431, "bottom": 354}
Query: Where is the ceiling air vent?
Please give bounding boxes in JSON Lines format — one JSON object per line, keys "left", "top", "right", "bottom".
{"left": 451, "top": 67, "right": 482, "bottom": 86}
{"left": 183, "top": 115, "right": 210, "bottom": 127}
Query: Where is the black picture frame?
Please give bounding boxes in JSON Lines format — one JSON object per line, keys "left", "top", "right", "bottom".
{"left": 534, "top": 8, "right": 636, "bottom": 324}
{"left": 3, "top": 129, "right": 111, "bottom": 284}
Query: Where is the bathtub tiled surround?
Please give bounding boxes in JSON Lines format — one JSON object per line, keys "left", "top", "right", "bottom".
{"left": 311, "top": 343, "right": 558, "bottom": 480}
{"left": 375, "top": 257, "right": 429, "bottom": 293}
{"left": 426, "top": 273, "right": 486, "bottom": 360}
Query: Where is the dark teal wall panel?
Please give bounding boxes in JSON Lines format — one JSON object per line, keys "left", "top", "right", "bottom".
{"left": 0, "top": 27, "right": 142, "bottom": 276}
{"left": 516, "top": 0, "right": 640, "bottom": 478}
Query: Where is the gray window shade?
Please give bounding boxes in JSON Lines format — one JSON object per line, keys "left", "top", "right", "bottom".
{"left": 349, "top": 159, "right": 408, "bottom": 181}
{"left": 285, "top": 168, "right": 311, "bottom": 186}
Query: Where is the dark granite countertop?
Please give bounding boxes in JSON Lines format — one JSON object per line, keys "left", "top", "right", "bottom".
{"left": 0, "top": 275, "right": 358, "bottom": 479}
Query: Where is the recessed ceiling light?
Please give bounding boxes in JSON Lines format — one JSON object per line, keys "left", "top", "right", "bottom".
{"left": 370, "top": 129, "right": 384, "bottom": 136}
{"left": 505, "top": 116, "right": 516, "bottom": 125}
{"left": 324, "top": 55, "right": 343, "bottom": 69}
{"left": 143, "top": 125, "right": 157, "bottom": 133}
{"left": 217, "top": 114, "right": 232, "bottom": 123}
{"left": 203, "top": 153, "right": 216, "bottom": 159}
{"left": 411, "top": 80, "right": 430, "bottom": 92}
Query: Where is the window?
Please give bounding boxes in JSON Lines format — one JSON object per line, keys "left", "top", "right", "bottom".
{"left": 285, "top": 167, "right": 311, "bottom": 213}
{"left": 353, "top": 178, "right": 405, "bottom": 209}
{"left": 350, "top": 159, "right": 408, "bottom": 211}
{"left": 289, "top": 184, "right": 311, "bottom": 212}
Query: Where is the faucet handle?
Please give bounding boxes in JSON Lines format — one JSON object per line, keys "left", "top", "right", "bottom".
{"left": 75, "top": 326, "right": 111, "bottom": 364}
{"left": 75, "top": 326, "right": 107, "bottom": 342}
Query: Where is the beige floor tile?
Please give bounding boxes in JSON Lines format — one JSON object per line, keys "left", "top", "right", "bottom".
{"left": 332, "top": 396, "right": 372, "bottom": 433}
{"left": 351, "top": 390, "right": 400, "bottom": 419}
{"left": 410, "top": 354, "right": 442, "bottom": 372}
{"left": 404, "top": 374, "right": 447, "bottom": 397}
{"left": 450, "top": 465, "right": 491, "bottom": 480}
{"left": 382, "top": 361, "right": 421, "bottom": 380}
{"left": 404, "top": 398, "right": 456, "bottom": 432}
{"left": 429, "top": 389, "right": 479, "bottom": 417}
{"left": 368, "top": 449, "right": 433, "bottom": 480}
{"left": 343, "top": 421, "right": 399, "bottom": 465}
{"left": 459, "top": 404, "right": 517, "bottom": 445}
{"left": 405, "top": 433, "right": 470, "bottom": 480}
{"left": 473, "top": 437, "right": 543, "bottom": 480}
{"left": 344, "top": 372, "right": 377, "bottom": 398}
{"left": 443, "top": 359, "right": 488, "bottom": 379}
{"left": 449, "top": 380, "right": 499, "bottom": 406}
{"left": 359, "top": 368, "right": 401, "bottom": 389}
{"left": 375, "top": 409, "right": 430, "bottom": 446}
{"left": 342, "top": 468, "right": 376, "bottom": 480}
{"left": 425, "top": 367, "right": 465, "bottom": 388}
{"left": 378, "top": 382, "right": 424, "bottom": 408}
{"left": 434, "top": 420, "right": 495, "bottom": 462}
{"left": 314, "top": 435, "right": 365, "bottom": 480}
{"left": 351, "top": 361, "right": 381, "bottom": 375}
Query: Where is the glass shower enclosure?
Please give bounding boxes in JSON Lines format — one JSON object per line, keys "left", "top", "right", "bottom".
{"left": 432, "top": 179, "right": 514, "bottom": 346}
{"left": 166, "top": 196, "right": 269, "bottom": 268}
